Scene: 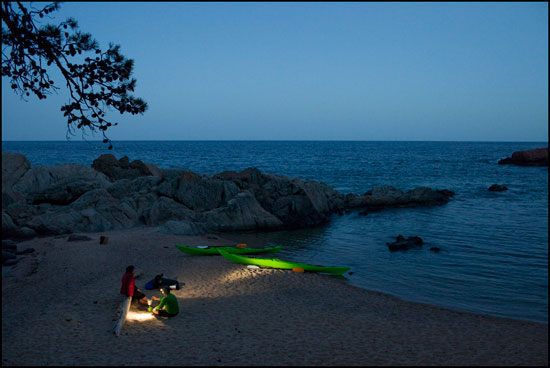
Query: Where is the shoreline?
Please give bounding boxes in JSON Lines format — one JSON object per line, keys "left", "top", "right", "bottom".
{"left": 2, "top": 227, "right": 548, "bottom": 366}
{"left": 220, "top": 228, "right": 549, "bottom": 326}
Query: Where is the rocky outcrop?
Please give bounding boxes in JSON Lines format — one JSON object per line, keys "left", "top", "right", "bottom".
{"left": 2, "top": 152, "right": 456, "bottom": 240}
{"left": 498, "top": 147, "right": 548, "bottom": 167}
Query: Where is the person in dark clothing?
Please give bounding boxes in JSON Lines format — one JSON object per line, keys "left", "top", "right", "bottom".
{"left": 120, "top": 265, "right": 148, "bottom": 305}
{"left": 145, "top": 273, "right": 181, "bottom": 290}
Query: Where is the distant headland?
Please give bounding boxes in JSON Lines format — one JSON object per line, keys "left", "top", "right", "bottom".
{"left": 498, "top": 147, "right": 548, "bottom": 167}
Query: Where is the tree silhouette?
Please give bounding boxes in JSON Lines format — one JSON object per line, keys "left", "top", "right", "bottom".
{"left": 1, "top": 2, "right": 147, "bottom": 148}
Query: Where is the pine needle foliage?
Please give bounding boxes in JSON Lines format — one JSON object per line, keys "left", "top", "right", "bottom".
{"left": 2, "top": 2, "right": 148, "bottom": 148}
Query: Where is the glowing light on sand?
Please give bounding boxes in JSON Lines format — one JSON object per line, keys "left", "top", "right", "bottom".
{"left": 126, "top": 311, "right": 155, "bottom": 321}
{"left": 222, "top": 268, "right": 256, "bottom": 283}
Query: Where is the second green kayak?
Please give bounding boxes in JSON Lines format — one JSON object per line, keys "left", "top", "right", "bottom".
{"left": 218, "top": 249, "right": 351, "bottom": 275}
{"left": 175, "top": 245, "right": 282, "bottom": 256}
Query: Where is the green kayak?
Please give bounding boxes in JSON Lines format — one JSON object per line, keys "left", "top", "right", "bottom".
{"left": 175, "top": 244, "right": 282, "bottom": 256}
{"left": 218, "top": 249, "right": 351, "bottom": 275}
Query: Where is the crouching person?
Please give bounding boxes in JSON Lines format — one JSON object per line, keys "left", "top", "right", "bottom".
{"left": 152, "top": 286, "right": 179, "bottom": 317}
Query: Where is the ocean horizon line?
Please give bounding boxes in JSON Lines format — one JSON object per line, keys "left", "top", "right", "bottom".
{"left": 2, "top": 139, "right": 548, "bottom": 144}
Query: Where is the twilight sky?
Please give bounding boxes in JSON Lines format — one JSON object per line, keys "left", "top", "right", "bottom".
{"left": 2, "top": 2, "right": 548, "bottom": 141}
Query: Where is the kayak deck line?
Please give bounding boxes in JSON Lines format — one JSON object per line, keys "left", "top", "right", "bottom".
{"left": 175, "top": 244, "right": 283, "bottom": 256}
{"left": 217, "top": 249, "right": 350, "bottom": 275}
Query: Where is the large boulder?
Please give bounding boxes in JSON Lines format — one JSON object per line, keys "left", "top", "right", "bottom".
{"left": 2, "top": 191, "right": 19, "bottom": 211}
{"left": 12, "top": 164, "right": 111, "bottom": 205}
{"left": 26, "top": 189, "right": 138, "bottom": 235}
{"left": 92, "top": 154, "right": 162, "bottom": 181}
{"left": 68, "top": 189, "right": 138, "bottom": 229}
{"left": 498, "top": 147, "right": 548, "bottom": 166}
{"left": 146, "top": 196, "right": 196, "bottom": 225}
{"left": 4, "top": 202, "right": 50, "bottom": 226}
{"left": 2, "top": 152, "right": 32, "bottom": 208}
{"left": 26, "top": 179, "right": 108, "bottom": 205}
{"left": 201, "top": 190, "right": 284, "bottom": 231}
{"left": 256, "top": 174, "right": 330, "bottom": 228}
{"left": 166, "top": 172, "right": 240, "bottom": 212}
{"left": 294, "top": 178, "right": 346, "bottom": 214}
{"left": 2, "top": 152, "right": 31, "bottom": 189}
{"left": 216, "top": 169, "right": 332, "bottom": 228}
{"left": 2, "top": 212, "right": 18, "bottom": 239}
{"left": 25, "top": 210, "right": 83, "bottom": 235}
{"left": 12, "top": 226, "right": 37, "bottom": 240}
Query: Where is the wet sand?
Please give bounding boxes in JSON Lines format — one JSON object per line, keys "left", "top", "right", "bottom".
{"left": 2, "top": 227, "right": 547, "bottom": 366}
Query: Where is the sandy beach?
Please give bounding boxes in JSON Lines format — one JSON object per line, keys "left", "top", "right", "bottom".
{"left": 2, "top": 227, "right": 547, "bottom": 366}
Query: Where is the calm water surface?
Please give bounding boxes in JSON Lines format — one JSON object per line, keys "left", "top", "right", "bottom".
{"left": 2, "top": 140, "right": 548, "bottom": 323}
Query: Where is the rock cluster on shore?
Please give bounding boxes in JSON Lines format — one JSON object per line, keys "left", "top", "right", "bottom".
{"left": 2, "top": 152, "right": 455, "bottom": 241}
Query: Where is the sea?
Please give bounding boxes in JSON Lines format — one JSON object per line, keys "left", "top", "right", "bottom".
{"left": 2, "top": 140, "right": 548, "bottom": 324}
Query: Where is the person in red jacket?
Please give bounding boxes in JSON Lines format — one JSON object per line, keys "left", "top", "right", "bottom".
{"left": 121, "top": 265, "right": 148, "bottom": 305}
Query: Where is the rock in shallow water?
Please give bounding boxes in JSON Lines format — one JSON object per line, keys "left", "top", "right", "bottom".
{"left": 488, "top": 184, "right": 508, "bottom": 192}
{"left": 386, "top": 235, "right": 424, "bottom": 251}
